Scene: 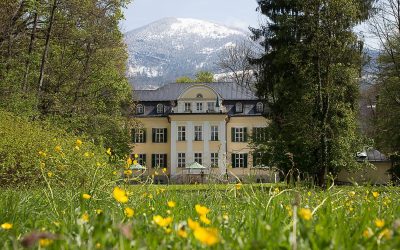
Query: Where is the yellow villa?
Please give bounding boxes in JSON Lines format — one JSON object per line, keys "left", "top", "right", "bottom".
{"left": 131, "top": 82, "right": 274, "bottom": 183}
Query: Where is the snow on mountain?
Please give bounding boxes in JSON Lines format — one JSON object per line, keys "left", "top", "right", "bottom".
{"left": 124, "top": 17, "right": 253, "bottom": 89}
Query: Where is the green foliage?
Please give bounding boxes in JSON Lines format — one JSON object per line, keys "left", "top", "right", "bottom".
{"left": 195, "top": 71, "right": 214, "bottom": 82}
{"left": 0, "top": 110, "right": 113, "bottom": 189}
{"left": 176, "top": 76, "right": 194, "bottom": 83}
{"left": 251, "top": 0, "right": 373, "bottom": 183}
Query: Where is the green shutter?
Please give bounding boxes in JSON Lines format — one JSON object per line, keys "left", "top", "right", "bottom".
{"left": 143, "top": 129, "right": 146, "bottom": 143}
{"left": 252, "top": 128, "right": 256, "bottom": 142}
{"left": 252, "top": 152, "right": 257, "bottom": 167}
{"left": 142, "top": 154, "right": 147, "bottom": 166}
{"left": 244, "top": 154, "right": 248, "bottom": 168}
{"left": 152, "top": 129, "right": 156, "bottom": 143}
{"left": 152, "top": 154, "right": 156, "bottom": 168}
{"left": 244, "top": 128, "right": 248, "bottom": 142}
{"left": 131, "top": 129, "right": 136, "bottom": 142}
{"left": 231, "top": 128, "right": 235, "bottom": 142}
{"left": 163, "top": 154, "right": 167, "bottom": 168}
{"left": 163, "top": 128, "right": 168, "bottom": 143}
{"left": 231, "top": 154, "right": 236, "bottom": 168}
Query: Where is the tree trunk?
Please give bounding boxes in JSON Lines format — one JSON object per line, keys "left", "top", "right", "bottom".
{"left": 22, "top": 9, "right": 38, "bottom": 92}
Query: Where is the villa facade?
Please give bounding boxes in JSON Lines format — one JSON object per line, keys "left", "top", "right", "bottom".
{"left": 131, "top": 82, "right": 273, "bottom": 183}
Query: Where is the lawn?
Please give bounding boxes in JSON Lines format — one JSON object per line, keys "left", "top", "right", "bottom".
{"left": 1, "top": 182, "right": 400, "bottom": 249}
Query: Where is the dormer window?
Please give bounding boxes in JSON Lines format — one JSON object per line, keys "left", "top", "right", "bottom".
{"left": 196, "top": 102, "right": 203, "bottom": 112}
{"left": 256, "top": 102, "right": 264, "bottom": 113}
{"left": 157, "top": 104, "right": 164, "bottom": 114}
{"left": 136, "top": 104, "right": 144, "bottom": 114}
{"left": 235, "top": 102, "right": 243, "bottom": 113}
{"left": 196, "top": 93, "right": 203, "bottom": 98}
{"left": 184, "top": 102, "right": 191, "bottom": 112}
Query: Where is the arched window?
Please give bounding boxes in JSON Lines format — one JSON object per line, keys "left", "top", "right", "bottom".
{"left": 235, "top": 102, "right": 243, "bottom": 113}
{"left": 156, "top": 104, "right": 164, "bottom": 114}
{"left": 256, "top": 102, "right": 263, "bottom": 113}
{"left": 136, "top": 104, "right": 144, "bottom": 114}
{"left": 196, "top": 93, "right": 203, "bottom": 98}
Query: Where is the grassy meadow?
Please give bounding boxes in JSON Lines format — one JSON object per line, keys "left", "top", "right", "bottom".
{"left": 1, "top": 181, "right": 400, "bottom": 249}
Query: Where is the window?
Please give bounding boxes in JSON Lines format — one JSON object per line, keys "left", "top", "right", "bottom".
{"left": 152, "top": 128, "right": 167, "bottom": 143}
{"left": 136, "top": 104, "right": 144, "bottom": 114}
{"left": 152, "top": 154, "right": 167, "bottom": 168}
{"left": 132, "top": 128, "right": 146, "bottom": 143}
{"left": 211, "top": 125, "right": 219, "bottom": 141}
{"left": 253, "top": 127, "right": 267, "bottom": 142}
{"left": 157, "top": 104, "right": 164, "bottom": 114}
{"left": 177, "top": 126, "right": 186, "bottom": 141}
{"left": 207, "top": 102, "right": 215, "bottom": 112}
{"left": 211, "top": 153, "right": 218, "bottom": 167}
{"left": 184, "top": 102, "right": 191, "bottom": 112}
{"left": 232, "top": 127, "right": 247, "bottom": 142}
{"left": 232, "top": 153, "right": 248, "bottom": 168}
{"left": 194, "top": 153, "right": 202, "bottom": 165}
{"left": 196, "top": 102, "right": 203, "bottom": 112}
{"left": 235, "top": 102, "right": 243, "bottom": 113}
{"left": 133, "top": 154, "right": 146, "bottom": 166}
{"left": 196, "top": 93, "right": 203, "bottom": 98}
{"left": 178, "top": 153, "right": 186, "bottom": 168}
{"left": 253, "top": 152, "right": 263, "bottom": 167}
{"left": 194, "top": 126, "right": 203, "bottom": 141}
{"left": 256, "top": 102, "right": 264, "bottom": 113}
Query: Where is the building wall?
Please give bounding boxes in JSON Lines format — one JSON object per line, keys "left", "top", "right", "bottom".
{"left": 336, "top": 162, "right": 392, "bottom": 185}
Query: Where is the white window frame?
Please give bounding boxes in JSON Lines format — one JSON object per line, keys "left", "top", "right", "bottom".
{"left": 136, "top": 104, "right": 144, "bottom": 114}
{"left": 136, "top": 154, "right": 146, "bottom": 165}
{"left": 134, "top": 129, "right": 145, "bottom": 143}
{"left": 194, "top": 153, "right": 202, "bottom": 165}
{"left": 234, "top": 154, "right": 246, "bottom": 168}
{"left": 254, "top": 127, "right": 266, "bottom": 141}
{"left": 177, "top": 126, "right": 186, "bottom": 141}
{"left": 184, "top": 102, "right": 191, "bottom": 112}
{"left": 154, "top": 154, "right": 165, "bottom": 168}
{"left": 178, "top": 153, "right": 186, "bottom": 168}
{"left": 211, "top": 153, "right": 218, "bottom": 167}
{"left": 157, "top": 104, "right": 164, "bottom": 114}
{"left": 194, "top": 126, "right": 203, "bottom": 141}
{"left": 207, "top": 102, "right": 215, "bottom": 112}
{"left": 154, "top": 128, "right": 165, "bottom": 143}
{"left": 234, "top": 127, "right": 245, "bottom": 142}
{"left": 196, "top": 102, "right": 203, "bottom": 112}
{"left": 235, "top": 102, "right": 243, "bottom": 113}
{"left": 211, "top": 125, "right": 219, "bottom": 141}
{"left": 256, "top": 102, "right": 263, "bottom": 113}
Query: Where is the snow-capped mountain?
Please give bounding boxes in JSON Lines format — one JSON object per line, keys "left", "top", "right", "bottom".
{"left": 124, "top": 17, "right": 252, "bottom": 89}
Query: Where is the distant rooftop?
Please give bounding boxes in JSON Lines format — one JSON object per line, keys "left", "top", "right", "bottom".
{"left": 134, "top": 82, "right": 258, "bottom": 102}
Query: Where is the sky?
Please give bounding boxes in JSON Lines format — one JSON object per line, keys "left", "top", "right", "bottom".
{"left": 120, "top": 0, "right": 263, "bottom": 32}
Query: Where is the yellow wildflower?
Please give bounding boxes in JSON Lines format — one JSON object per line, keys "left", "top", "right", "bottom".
{"left": 82, "top": 193, "right": 91, "bottom": 200}
{"left": 1, "top": 223, "right": 12, "bottom": 230}
{"left": 153, "top": 215, "right": 173, "bottom": 227}
{"left": 84, "top": 152, "right": 90, "bottom": 157}
{"left": 363, "top": 227, "right": 373, "bottom": 238}
{"left": 124, "top": 170, "right": 133, "bottom": 176}
{"left": 307, "top": 191, "right": 312, "bottom": 196}
{"left": 299, "top": 208, "right": 312, "bottom": 221}
{"left": 195, "top": 204, "right": 210, "bottom": 216}
{"left": 95, "top": 209, "right": 103, "bottom": 215}
{"left": 165, "top": 228, "right": 172, "bottom": 233}
{"left": 40, "top": 162, "right": 46, "bottom": 169}
{"left": 162, "top": 168, "right": 167, "bottom": 173}
{"left": 177, "top": 228, "right": 188, "bottom": 238}
{"left": 81, "top": 212, "right": 89, "bottom": 223}
{"left": 372, "top": 191, "right": 379, "bottom": 198}
{"left": 133, "top": 160, "right": 138, "bottom": 165}
{"left": 188, "top": 218, "right": 200, "bottom": 230}
{"left": 200, "top": 215, "right": 211, "bottom": 225}
{"left": 167, "top": 201, "right": 176, "bottom": 208}
{"left": 54, "top": 145, "right": 62, "bottom": 153}
{"left": 235, "top": 183, "right": 242, "bottom": 190}
{"left": 148, "top": 193, "right": 153, "bottom": 199}
{"left": 193, "top": 227, "right": 220, "bottom": 246}
{"left": 74, "top": 146, "right": 80, "bottom": 151}
{"left": 38, "top": 151, "right": 47, "bottom": 157}
{"left": 127, "top": 158, "right": 132, "bottom": 165}
{"left": 106, "top": 148, "right": 112, "bottom": 156}
{"left": 124, "top": 207, "right": 134, "bottom": 218}
{"left": 348, "top": 191, "right": 356, "bottom": 197}
{"left": 47, "top": 172, "right": 53, "bottom": 178}
{"left": 76, "top": 139, "right": 83, "bottom": 146}
{"left": 113, "top": 187, "right": 128, "bottom": 203}
{"left": 95, "top": 243, "right": 102, "bottom": 249}
{"left": 375, "top": 219, "right": 385, "bottom": 228}
{"left": 39, "top": 238, "right": 53, "bottom": 247}
{"left": 134, "top": 154, "right": 139, "bottom": 158}
{"left": 379, "top": 228, "right": 393, "bottom": 240}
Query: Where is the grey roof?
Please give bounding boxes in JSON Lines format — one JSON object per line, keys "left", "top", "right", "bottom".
{"left": 133, "top": 82, "right": 258, "bottom": 101}
{"left": 357, "top": 148, "right": 389, "bottom": 162}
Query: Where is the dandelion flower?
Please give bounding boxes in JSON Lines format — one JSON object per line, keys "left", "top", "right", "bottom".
{"left": 113, "top": 187, "right": 128, "bottom": 203}
{"left": 177, "top": 228, "right": 188, "bottom": 238}
{"left": 126, "top": 158, "right": 132, "bottom": 165}
{"left": 106, "top": 148, "right": 112, "bottom": 156}
{"left": 372, "top": 191, "right": 379, "bottom": 198}
{"left": 348, "top": 191, "right": 356, "bottom": 197}
{"left": 39, "top": 239, "right": 53, "bottom": 247}
{"left": 188, "top": 218, "right": 200, "bottom": 230}
{"left": 195, "top": 204, "right": 210, "bottom": 216}
{"left": 153, "top": 215, "right": 173, "bottom": 227}
{"left": 299, "top": 208, "right": 312, "bottom": 221}
{"left": 95, "top": 209, "right": 103, "bottom": 215}
{"left": 1, "top": 223, "right": 12, "bottom": 230}
{"left": 38, "top": 151, "right": 47, "bottom": 157}
{"left": 47, "top": 172, "right": 53, "bottom": 178}
{"left": 375, "top": 219, "right": 385, "bottom": 228}
{"left": 84, "top": 152, "right": 90, "bottom": 157}
{"left": 82, "top": 193, "right": 91, "bottom": 200}
{"left": 81, "top": 212, "right": 89, "bottom": 223}
{"left": 54, "top": 145, "right": 62, "bottom": 153}
{"left": 235, "top": 183, "right": 242, "bottom": 190}
{"left": 167, "top": 201, "right": 176, "bottom": 208}
{"left": 133, "top": 160, "right": 138, "bottom": 165}
{"left": 193, "top": 227, "right": 220, "bottom": 246}
{"left": 162, "top": 168, "right": 167, "bottom": 173}
{"left": 134, "top": 154, "right": 139, "bottom": 158}
{"left": 200, "top": 215, "right": 211, "bottom": 225}
{"left": 124, "top": 207, "right": 134, "bottom": 218}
